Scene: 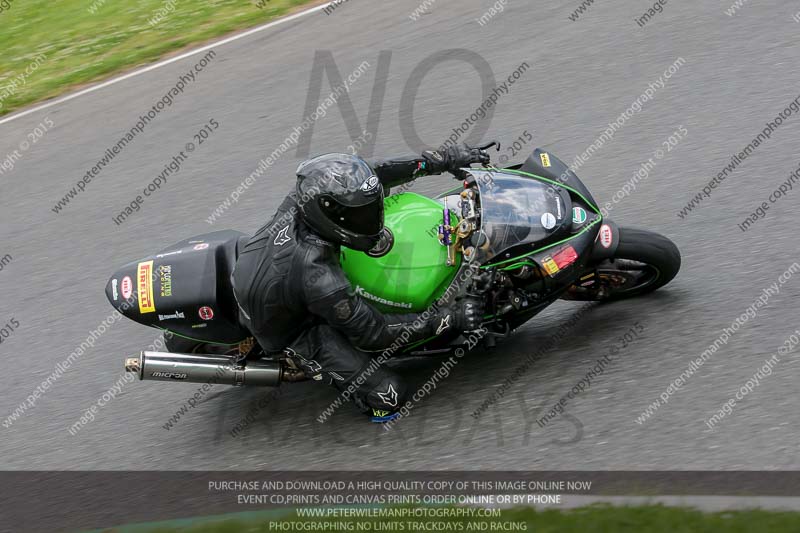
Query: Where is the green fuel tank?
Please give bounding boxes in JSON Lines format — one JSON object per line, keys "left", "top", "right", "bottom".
{"left": 341, "top": 192, "right": 461, "bottom": 313}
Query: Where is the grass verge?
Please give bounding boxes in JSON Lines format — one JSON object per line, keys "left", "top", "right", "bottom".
{"left": 0, "top": 0, "right": 321, "bottom": 116}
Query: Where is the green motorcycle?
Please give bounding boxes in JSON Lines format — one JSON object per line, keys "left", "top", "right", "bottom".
{"left": 109, "top": 146, "right": 680, "bottom": 387}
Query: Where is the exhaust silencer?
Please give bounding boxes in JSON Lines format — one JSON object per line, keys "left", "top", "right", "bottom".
{"left": 125, "top": 351, "right": 282, "bottom": 387}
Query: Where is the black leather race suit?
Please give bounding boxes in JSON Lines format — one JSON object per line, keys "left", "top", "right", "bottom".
{"left": 231, "top": 155, "right": 447, "bottom": 415}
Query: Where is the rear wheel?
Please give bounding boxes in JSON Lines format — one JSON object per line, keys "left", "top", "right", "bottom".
{"left": 565, "top": 227, "right": 680, "bottom": 301}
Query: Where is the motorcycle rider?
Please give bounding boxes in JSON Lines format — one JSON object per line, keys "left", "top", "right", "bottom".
{"left": 232, "top": 143, "right": 489, "bottom": 422}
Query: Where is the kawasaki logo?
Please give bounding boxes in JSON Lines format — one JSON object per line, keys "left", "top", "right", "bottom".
{"left": 355, "top": 286, "right": 413, "bottom": 309}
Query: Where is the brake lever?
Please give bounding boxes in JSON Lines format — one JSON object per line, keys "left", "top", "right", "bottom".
{"left": 452, "top": 141, "right": 501, "bottom": 179}
{"left": 478, "top": 141, "right": 499, "bottom": 168}
{"left": 476, "top": 140, "right": 500, "bottom": 151}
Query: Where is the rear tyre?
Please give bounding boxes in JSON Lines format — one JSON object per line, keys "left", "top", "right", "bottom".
{"left": 567, "top": 227, "right": 681, "bottom": 301}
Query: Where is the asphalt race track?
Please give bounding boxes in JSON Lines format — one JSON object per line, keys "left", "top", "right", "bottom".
{"left": 1, "top": 0, "right": 799, "bottom": 472}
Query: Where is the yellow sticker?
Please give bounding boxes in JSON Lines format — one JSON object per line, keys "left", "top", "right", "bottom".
{"left": 540, "top": 152, "right": 551, "bottom": 168}
{"left": 137, "top": 260, "right": 156, "bottom": 314}
{"left": 542, "top": 257, "right": 560, "bottom": 276}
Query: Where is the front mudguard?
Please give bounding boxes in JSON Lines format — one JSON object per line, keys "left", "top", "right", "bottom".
{"left": 589, "top": 219, "right": 620, "bottom": 262}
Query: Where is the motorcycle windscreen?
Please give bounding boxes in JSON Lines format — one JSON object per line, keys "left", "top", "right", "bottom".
{"left": 467, "top": 170, "right": 571, "bottom": 261}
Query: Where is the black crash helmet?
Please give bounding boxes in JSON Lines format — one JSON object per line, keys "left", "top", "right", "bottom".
{"left": 296, "top": 153, "right": 384, "bottom": 252}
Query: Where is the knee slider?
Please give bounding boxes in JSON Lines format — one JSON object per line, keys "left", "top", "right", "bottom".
{"left": 364, "top": 373, "right": 407, "bottom": 413}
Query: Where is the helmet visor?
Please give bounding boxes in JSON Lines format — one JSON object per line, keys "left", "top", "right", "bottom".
{"left": 320, "top": 196, "right": 384, "bottom": 236}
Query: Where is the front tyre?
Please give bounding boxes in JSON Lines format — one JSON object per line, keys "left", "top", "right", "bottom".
{"left": 567, "top": 227, "right": 681, "bottom": 301}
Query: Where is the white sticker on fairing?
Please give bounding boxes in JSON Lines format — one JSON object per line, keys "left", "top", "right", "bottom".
{"left": 572, "top": 206, "right": 587, "bottom": 224}
{"left": 541, "top": 212, "right": 556, "bottom": 230}
{"left": 121, "top": 276, "right": 133, "bottom": 300}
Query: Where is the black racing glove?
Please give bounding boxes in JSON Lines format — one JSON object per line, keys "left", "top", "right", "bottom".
{"left": 433, "top": 296, "right": 485, "bottom": 335}
{"left": 422, "top": 143, "right": 491, "bottom": 176}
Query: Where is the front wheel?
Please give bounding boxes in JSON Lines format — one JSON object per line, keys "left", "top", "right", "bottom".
{"left": 565, "top": 227, "right": 681, "bottom": 301}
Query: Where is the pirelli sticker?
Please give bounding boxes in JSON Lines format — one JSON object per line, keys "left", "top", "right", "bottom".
{"left": 539, "top": 152, "right": 551, "bottom": 168}
{"left": 137, "top": 260, "right": 156, "bottom": 314}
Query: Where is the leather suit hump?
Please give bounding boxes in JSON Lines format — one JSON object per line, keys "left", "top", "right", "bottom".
{"left": 232, "top": 194, "right": 317, "bottom": 352}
